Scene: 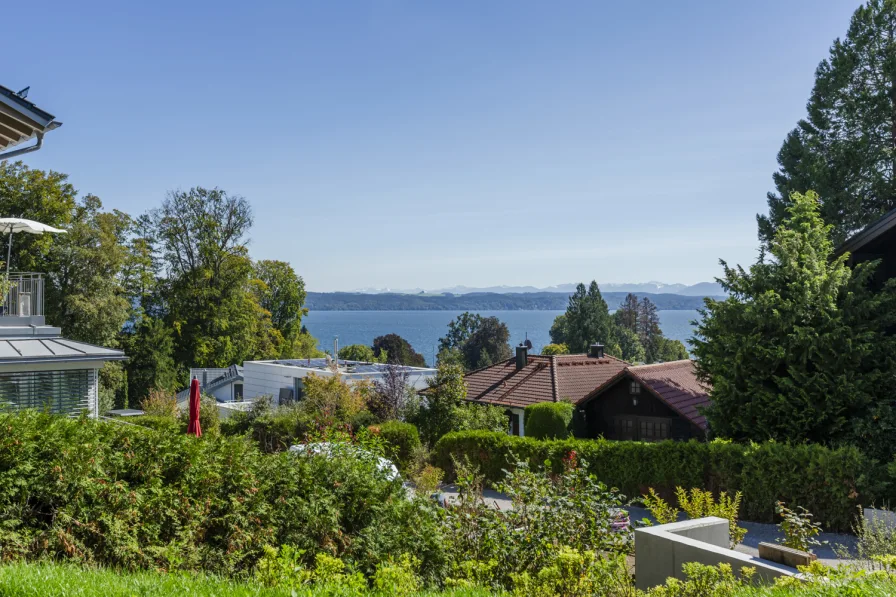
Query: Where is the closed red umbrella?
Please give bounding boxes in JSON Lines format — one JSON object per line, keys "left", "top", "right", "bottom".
{"left": 187, "top": 377, "right": 202, "bottom": 437}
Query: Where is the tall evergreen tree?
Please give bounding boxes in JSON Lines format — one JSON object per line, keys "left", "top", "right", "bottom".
{"left": 562, "top": 281, "right": 618, "bottom": 354}
{"left": 637, "top": 297, "right": 662, "bottom": 362}
{"left": 759, "top": 0, "right": 896, "bottom": 246}
{"left": 695, "top": 191, "right": 896, "bottom": 459}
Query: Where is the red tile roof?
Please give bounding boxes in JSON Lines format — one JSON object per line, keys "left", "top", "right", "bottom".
{"left": 626, "top": 360, "right": 711, "bottom": 429}
{"left": 463, "top": 353, "right": 630, "bottom": 409}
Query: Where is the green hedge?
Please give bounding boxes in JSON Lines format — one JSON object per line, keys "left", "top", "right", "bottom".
{"left": 433, "top": 431, "right": 878, "bottom": 532}
{"left": 0, "top": 411, "right": 446, "bottom": 579}
{"left": 370, "top": 421, "right": 421, "bottom": 470}
{"left": 523, "top": 402, "right": 574, "bottom": 439}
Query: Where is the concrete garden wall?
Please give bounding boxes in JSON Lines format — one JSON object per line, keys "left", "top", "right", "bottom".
{"left": 635, "top": 517, "right": 800, "bottom": 590}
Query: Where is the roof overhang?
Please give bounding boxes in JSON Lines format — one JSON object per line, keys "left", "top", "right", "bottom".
{"left": 0, "top": 85, "right": 62, "bottom": 159}
{"left": 835, "top": 206, "right": 896, "bottom": 258}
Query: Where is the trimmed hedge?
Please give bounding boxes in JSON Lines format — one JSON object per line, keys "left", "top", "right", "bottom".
{"left": 433, "top": 431, "right": 878, "bottom": 532}
{"left": 524, "top": 402, "right": 574, "bottom": 439}
{"left": 0, "top": 411, "right": 446, "bottom": 578}
{"left": 370, "top": 421, "right": 421, "bottom": 470}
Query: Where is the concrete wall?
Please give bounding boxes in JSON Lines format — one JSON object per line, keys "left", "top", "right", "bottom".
{"left": 635, "top": 517, "right": 799, "bottom": 590}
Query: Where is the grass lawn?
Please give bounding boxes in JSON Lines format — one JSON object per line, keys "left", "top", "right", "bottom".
{"left": 1, "top": 561, "right": 895, "bottom": 596}
{"left": 0, "top": 562, "right": 494, "bottom": 597}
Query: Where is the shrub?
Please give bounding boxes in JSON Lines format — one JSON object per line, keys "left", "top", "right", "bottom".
{"left": 369, "top": 421, "right": 420, "bottom": 470}
{"left": 373, "top": 553, "right": 422, "bottom": 596}
{"left": 0, "top": 411, "right": 447, "bottom": 579}
{"left": 676, "top": 487, "right": 746, "bottom": 546}
{"left": 442, "top": 457, "right": 632, "bottom": 590}
{"left": 850, "top": 506, "right": 896, "bottom": 563}
{"left": 301, "top": 374, "right": 365, "bottom": 424}
{"left": 776, "top": 501, "right": 824, "bottom": 553}
{"left": 140, "top": 388, "right": 177, "bottom": 418}
{"left": 452, "top": 403, "right": 507, "bottom": 434}
{"left": 350, "top": 409, "right": 379, "bottom": 431}
{"left": 511, "top": 547, "right": 632, "bottom": 597}
{"left": 524, "top": 402, "right": 574, "bottom": 439}
{"left": 131, "top": 415, "right": 180, "bottom": 432}
{"left": 434, "top": 431, "right": 872, "bottom": 531}
{"left": 642, "top": 488, "right": 679, "bottom": 525}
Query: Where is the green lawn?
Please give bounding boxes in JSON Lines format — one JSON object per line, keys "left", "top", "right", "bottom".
{"left": 733, "top": 578, "right": 896, "bottom": 597}
{"left": 1, "top": 561, "right": 894, "bottom": 596}
{"left": 0, "top": 562, "right": 494, "bottom": 597}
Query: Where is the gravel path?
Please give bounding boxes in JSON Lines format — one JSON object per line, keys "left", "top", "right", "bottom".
{"left": 438, "top": 486, "right": 857, "bottom": 566}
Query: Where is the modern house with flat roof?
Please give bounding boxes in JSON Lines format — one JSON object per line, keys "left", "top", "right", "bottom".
{"left": 0, "top": 86, "right": 124, "bottom": 417}
{"left": 243, "top": 358, "right": 437, "bottom": 405}
{"left": 0, "top": 273, "right": 126, "bottom": 417}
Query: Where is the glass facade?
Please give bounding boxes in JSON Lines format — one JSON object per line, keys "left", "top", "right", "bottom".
{"left": 0, "top": 369, "right": 94, "bottom": 416}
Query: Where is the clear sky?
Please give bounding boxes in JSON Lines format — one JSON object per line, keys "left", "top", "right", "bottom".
{"left": 6, "top": 0, "right": 859, "bottom": 291}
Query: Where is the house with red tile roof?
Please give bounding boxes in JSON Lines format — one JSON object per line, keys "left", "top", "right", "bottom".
{"left": 460, "top": 344, "right": 710, "bottom": 440}
{"left": 462, "top": 344, "right": 628, "bottom": 436}
{"left": 577, "top": 359, "right": 710, "bottom": 441}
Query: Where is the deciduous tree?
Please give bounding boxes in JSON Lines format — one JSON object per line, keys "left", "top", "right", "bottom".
{"left": 460, "top": 316, "right": 512, "bottom": 370}
{"left": 373, "top": 334, "right": 426, "bottom": 367}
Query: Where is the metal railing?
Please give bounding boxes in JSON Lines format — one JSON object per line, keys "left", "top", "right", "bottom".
{"left": 1, "top": 273, "right": 44, "bottom": 317}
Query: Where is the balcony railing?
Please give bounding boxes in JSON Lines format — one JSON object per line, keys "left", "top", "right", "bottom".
{"left": 1, "top": 273, "right": 44, "bottom": 317}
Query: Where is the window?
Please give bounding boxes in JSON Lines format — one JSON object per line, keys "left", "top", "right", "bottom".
{"left": 233, "top": 383, "right": 244, "bottom": 401}
{"left": 629, "top": 381, "right": 641, "bottom": 395}
{"left": 507, "top": 411, "right": 521, "bottom": 436}
{"left": 0, "top": 369, "right": 91, "bottom": 416}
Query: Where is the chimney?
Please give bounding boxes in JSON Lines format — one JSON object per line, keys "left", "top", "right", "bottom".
{"left": 515, "top": 344, "right": 528, "bottom": 370}
{"left": 589, "top": 343, "right": 605, "bottom": 358}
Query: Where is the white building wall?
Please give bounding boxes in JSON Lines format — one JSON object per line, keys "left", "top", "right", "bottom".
{"left": 207, "top": 382, "right": 239, "bottom": 402}
{"left": 89, "top": 368, "right": 99, "bottom": 418}
{"left": 243, "top": 361, "right": 437, "bottom": 405}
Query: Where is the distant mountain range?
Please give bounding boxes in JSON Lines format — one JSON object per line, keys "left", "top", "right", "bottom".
{"left": 348, "top": 281, "right": 725, "bottom": 297}
{"left": 306, "top": 291, "right": 720, "bottom": 311}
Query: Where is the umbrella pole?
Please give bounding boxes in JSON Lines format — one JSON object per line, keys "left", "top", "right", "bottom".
{"left": 5, "top": 230, "right": 11, "bottom": 278}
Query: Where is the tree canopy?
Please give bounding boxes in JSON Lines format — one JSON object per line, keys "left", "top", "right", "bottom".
{"left": 695, "top": 191, "right": 896, "bottom": 459}
{"left": 372, "top": 334, "right": 427, "bottom": 367}
{"left": 0, "top": 166, "right": 322, "bottom": 406}
{"left": 758, "top": 0, "right": 896, "bottom": 246}
{"left": 438, "top": 312, "right": 512, "bottom": 370}
{"left": 551, "top": 285, "right": 688, "bottom": 364}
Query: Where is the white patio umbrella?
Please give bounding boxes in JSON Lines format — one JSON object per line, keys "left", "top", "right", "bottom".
{"left": 0, "top": 218, "right": 67, "bottom": 276}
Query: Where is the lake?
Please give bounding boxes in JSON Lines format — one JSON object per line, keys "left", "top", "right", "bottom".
{"left": 303, "top": 310, "right": 700, "bottom": 366}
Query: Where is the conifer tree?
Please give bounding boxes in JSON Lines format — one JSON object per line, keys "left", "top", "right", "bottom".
{"left": 696, "top": 191, "right": 896, "bottom": 459}
{"left": 759, "top": 0, "right": 896, "bottom": 245}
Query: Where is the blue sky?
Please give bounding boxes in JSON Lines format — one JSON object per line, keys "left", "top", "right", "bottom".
{"left": 7, "top": 1, "right": 858, "bottom": 291}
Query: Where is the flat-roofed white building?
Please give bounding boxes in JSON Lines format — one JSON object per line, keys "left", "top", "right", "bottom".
{"left": 243, "top": 358, "right": 437, "bottom": 405}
